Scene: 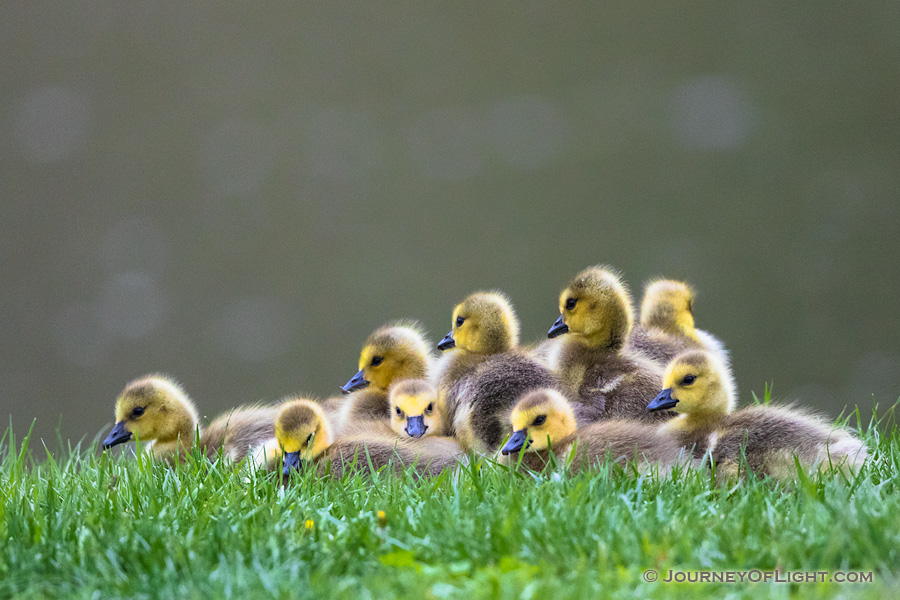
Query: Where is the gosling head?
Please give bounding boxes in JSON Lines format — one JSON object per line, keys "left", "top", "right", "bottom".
{"left": 640, "top": 279, "right": 697, "bottom": 338}
{"left": 341, "top": 322, "right": 431, "bottom": 394}
{"left": 437, "top": 291, "right": 520, "bottom": 355}
{"left": 647, "top": 350, "right": 735, "bottom": 417}
{"left": 389, "top": 379, "right": 444, "bottom": 439}
{"left": 275, "top": 399, "right": 334, "bottom": 476}
{"left": 103, "top": 375, "right": 199, "bottom": 451}
{"left": 548, "top": 266, "right": 634, "bottom": 349}
{"left": 501, "top": 388, "right": 576, "bottom": 455}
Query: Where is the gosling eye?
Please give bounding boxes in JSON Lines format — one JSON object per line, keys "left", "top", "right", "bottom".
{"left": 132, "top": 406, "right": 145, "bottom": 418}
{"left": 682, "top": 375, "right": 696, "bottom": 386}
{"left": 395, "top": 406, "right": 403, "bottom": 417}
{"left": 533, "top": 415, "right": 547, "bottom": 426}
{"left": 565, "top": 298, "right": 577, "bottom": 311}
{"left": 371, "top": 356, "right": 384, "bottom": 367}
{"left": 425, "top": 403, "right": 433, "bottom": 414}
{"left": 305, "top": 433, "right": 313, "bottom": 444}
{"left": 456, "top": 316, "right": 465, "bottom": 328}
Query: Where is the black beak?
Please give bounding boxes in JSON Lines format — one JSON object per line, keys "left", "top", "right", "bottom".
{"left": 547, "top": 315, "right": 569, "bottom": 339}
{"left": 647, "top": 388, "right": 679, "bottom": 412}
{"left": 341, "top": 370, "right": 369, "bottom": 394}
{"left": 437, "top": 331, "right": 456, "bottom": 351}
{"left": 405, "top": 415, "right": 428, "bottom": 438}
{"left": 102, "top": 421, "right": 132, "bottom": 449}
{"left": 501, "top": 429, "right": 530, "bottom": 456}
{"left": 282, "top": 451, "right": 304, "bottom": 477}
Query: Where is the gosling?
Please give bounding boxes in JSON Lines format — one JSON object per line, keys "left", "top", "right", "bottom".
{"left": 647, "top": 350, "right": 867, "bottom": 478}
{"left": 276, "top": 399, "right": 464, "bottom": 478}
{"left": 434, "top": 291, "right": 561, "bottom": 453}
{"left": 546, "top": 266, "right": 670, "bottom": 422}
{"left": 388, "top": 379, "right": 447, "bottom": 439}
{"left": 500, "top": 388, "right": 687, "bottom": 473}
{"left": 339, "top": 322, "right": 433, "bottom": 424}
{"left": 102, "top": 374, "right": 277, "bottom": 464}
{"left": 633, "top": 279, "right": 735, "bottom": 397}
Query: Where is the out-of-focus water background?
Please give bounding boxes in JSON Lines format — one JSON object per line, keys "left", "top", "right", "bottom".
{"left": 2, "top": 3, "right": 899, "bottom": 447}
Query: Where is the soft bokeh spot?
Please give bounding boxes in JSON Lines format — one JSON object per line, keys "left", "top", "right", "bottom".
{"left": 304, "top": 107, "right": 381, "bottom": 180}
{"left": 102, "top": 217, "right": 172, "bottom": 275}
{"left": 488, "top": 95, "right": 568, "bottom": 169}
{"left": 54, "top": 301, "right": 109, "bottom": 367}
{"left": 203, "top": 119, "right": 276, "bottom": 197}
{"left": 14, "top": 85, "right": 94, "bottom": 162}
{"left": 209, "top": 296, "right": 294, "bottom": 363}
{"left": 669, "top": 76, "right": 757, "bottom": 151}
{"left": 99, "top": 273, "right": 168, "bottom": 340}
{"left": 407, "top": 106, "right": 485, "bottom": 181}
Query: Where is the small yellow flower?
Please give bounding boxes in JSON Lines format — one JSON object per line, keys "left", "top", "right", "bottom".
{"left": 304, "top": 519, "right": 315, "bottom": 530}
{"left": 377, "top": 510, "right": 387, "bottom": 527}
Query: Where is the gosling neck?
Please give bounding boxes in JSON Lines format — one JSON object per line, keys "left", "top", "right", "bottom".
{"left": 666, "top": 411, "right": 720, "bottom": 437}
{"left": 644, "top": 314, "right": 700, "bottom": 341}
{"left": 668, "top": 397, "right": 729, "bottom": 436}
{"left": 316, "top": 420, "right": 335, "bottom": 456}
{"left": 570, "top": 327, "right": 626, "bottom": 352}
{"left": 149, "top": 415, "right": 198, "bottom": 460}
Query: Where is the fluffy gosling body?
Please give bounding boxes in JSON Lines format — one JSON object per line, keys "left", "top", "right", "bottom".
{"left": 434, "top": 291, "right": 560, "bottom": 453}
{"left": 632, "top": 279, "right": 704, "bottom": 363}
{"left": 547, "top": 266, "right": 670, "bottom": 422}
{"left": 340, "top": 322, "right": 433, "bottom": 424}
{"left": 389, "top": 379, "right": 447, "bottom": 439}
{"left": 103, "top": 374, "right": 276, "bottom": 464}
{"left": 634, "top": 279, "right": 736, "bottom": 396}
{"left": 500, "top": 388, "right": 686, "bottom": 472}
{"left": 276, "top": 398, "right": 463, "bottom": 478}
{"left": 648, "top": 350, "right": 867, "bottom": 478}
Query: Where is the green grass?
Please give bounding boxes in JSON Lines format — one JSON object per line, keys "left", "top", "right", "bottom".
{"left": 1, "top": 409, "right": 899, "bottom": 600}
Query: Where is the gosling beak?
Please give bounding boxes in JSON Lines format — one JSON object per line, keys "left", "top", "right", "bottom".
{"left": 405, "top": 415, "right": 428, "bottom": 439}
{"left": 647, "top": 388, "right": 678, "bottom": 412}
{"left": 102, "top": 421, "right": 132, "bottom": 449}
{"left": 437, "top": 331, "right": 456, "bottom": 351}
{"left": 282, "top": 451, "right": 304, "bottom": 477}
{"left": 547, "top": 315, "right": 569, "bottom": 338}
{"left": 341, "top": 369, "right": 369, "bottom": 394}
{"left": 501, "top": 429, "right": 530, "bottom": 456}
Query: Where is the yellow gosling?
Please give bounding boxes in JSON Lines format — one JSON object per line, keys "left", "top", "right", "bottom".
{"left": 547, "top": 266, "right": 669, "bottom": 422}
{"left": 634, "top": 279, "right": 736, "bottom": 400}
{"left": 102, "top": 374, "right": 276, "bottom": 464}
{"left": 500, "top": 388, "right": 686, "bottom": 473}
{"left": 648, "top": 350, "right": 867, "bottom": 478}
{"left": 434, "top": 291, "right": 560, "bottom": 453}
{"left": 388, "top": 379, "right": 447, "bottom": 439}
{"left": 340, "top": 322, "right": 433, "bottom": 423}
{"left": 276, "top": 398, "right": 464, "bottom": 478}
{"left": 275, "top": 399, "right": 335, "bottom": 471}
{"left": 640, "top": 280, "right": 699, "bottom": 340}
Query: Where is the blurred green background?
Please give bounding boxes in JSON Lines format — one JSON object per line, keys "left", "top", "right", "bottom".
{"left": 2, "top": 3, "right": 899, "bottom": 448}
